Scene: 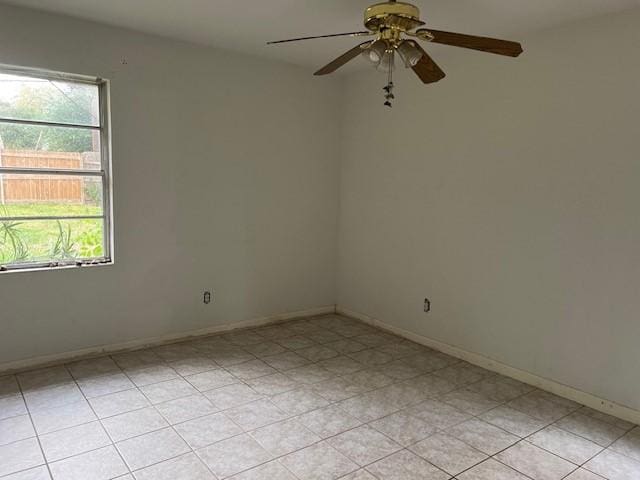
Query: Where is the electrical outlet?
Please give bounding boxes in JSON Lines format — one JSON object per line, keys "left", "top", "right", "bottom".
{"left": 204, "top": 291, "right": 212, "bottom": 304}
{"left": 424, "top": 298, "right": 431, "bottom": 313}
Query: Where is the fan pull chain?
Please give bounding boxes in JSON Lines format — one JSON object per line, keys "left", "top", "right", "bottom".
{"left": 384, "top": 52, "right": 395, "bottom": 108}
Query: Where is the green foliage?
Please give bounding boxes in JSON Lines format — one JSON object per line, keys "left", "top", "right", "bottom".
{"left": 84, "top": 181, "right": 102, "bottom": 205}
{"left": 78, "top": 223, "right": 103, "bottom": 258}
{"left": 50, "top": 220, "right": 76, "bottom": 260}
{"left": 0, "top": 123, "right": 94, "bottom": 152}
{"left": 0, "top": 82, "right": 96, "bottom": 152}
{"left": 1, "top": 203, "right": 101, "bottom": 218}
{"left": 0, "top": 206, "right": 30, "bottom": 264}
{"left": 0, "top": 220, "right": 30, "bottom": 264}
{"left": 0, "top": 204, "right": 103, "bottom": 265}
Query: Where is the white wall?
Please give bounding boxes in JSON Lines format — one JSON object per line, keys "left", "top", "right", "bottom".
{"left": 0, "top": 4, "right": 342, "bottom": 364}
{"left": 338, "top": 10, "right": 640, "bottom": 411}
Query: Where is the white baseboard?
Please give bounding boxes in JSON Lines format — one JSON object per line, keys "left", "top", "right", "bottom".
{"left": 0, "top": 305, "right": 336, "bottom": 375}
{"left": 337, "top": 306, "right": 640, "bottom": 426}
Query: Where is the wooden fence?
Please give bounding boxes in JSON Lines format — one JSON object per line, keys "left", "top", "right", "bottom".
{"left": 0, "top": 150, "right": 94, "bottom": 204}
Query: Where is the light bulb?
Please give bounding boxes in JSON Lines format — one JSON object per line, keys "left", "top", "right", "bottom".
{"left": 362, "top": 40, "right": 388, "bottom": 65}
{"left": 396, "top": 40, "right": 424, "bottom": 68}
{"left": 376, "top": 50, "right": 395, "bottom": 73}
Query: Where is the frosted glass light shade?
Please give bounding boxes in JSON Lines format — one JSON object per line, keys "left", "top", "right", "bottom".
{"left": 397, "top": 40, "right": 424, "bottom": 68}
{"left": 377, "top": 50, "right": 395, "bottom": 73}
{"left": 362, "top": 40, "right": 388, "bottom": 65}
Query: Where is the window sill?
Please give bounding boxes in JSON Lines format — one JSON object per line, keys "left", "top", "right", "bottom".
{"left": 0, "top": 260, "right": 114, "bottom": 275}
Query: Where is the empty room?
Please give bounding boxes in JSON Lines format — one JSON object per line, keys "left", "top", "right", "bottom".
{"left": 0, "top": 1, "right": 638, "bottom": 479}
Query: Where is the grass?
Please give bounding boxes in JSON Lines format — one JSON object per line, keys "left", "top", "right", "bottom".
{"left": 0, "top": 203, "right": 104, "bottom": 264}
{"left": 1, "top": 203, "right": 102, "bottom": 217}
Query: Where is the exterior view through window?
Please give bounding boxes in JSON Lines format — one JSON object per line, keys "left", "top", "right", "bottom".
{"left": 0, "top": 66, "right": 112, "bottom": 271}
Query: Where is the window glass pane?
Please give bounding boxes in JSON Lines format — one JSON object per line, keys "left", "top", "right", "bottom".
{"left": 0, "top": 173, "right": 103, "bottom": 218}
{"left": 0, "top": 218, "right": 104, "bottom": 265}
{"left": 0, "top": 123, "right": 101, "bottom": 169}
{"left": 0, "top": 73, "right": 99, "bottom": 127}
{"left": 0, "top": 68, "right": 109, "bottom": 270}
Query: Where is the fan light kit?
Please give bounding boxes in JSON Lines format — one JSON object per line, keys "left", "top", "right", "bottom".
{"left": 268, "top": 0, "right": 523, "bottom": 107}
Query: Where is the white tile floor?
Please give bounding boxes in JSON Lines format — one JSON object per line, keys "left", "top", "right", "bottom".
{"left": 0, "top": 314, "right": 638, "bottom": 480}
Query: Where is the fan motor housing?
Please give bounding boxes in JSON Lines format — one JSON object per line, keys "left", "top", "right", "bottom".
{"left": 364, "top": 1, "right": 422, "bottom": 31}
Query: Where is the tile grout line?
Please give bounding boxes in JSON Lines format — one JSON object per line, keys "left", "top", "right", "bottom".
{"left": 0, "top": 369, "right": 568, "bottom": 474}
{"left": 461, "top": 387, "right": 585, "bottom": 479}
{"left": 111, "top": 341, "right": 299, "bottom": 479}
{"left": 477, "top": 398, "right": 614, "bottom": 480}
{"left": 112, "top": 354, "right": 222, "bottom": 478}
{"left": 155, "top": 331, "right": 331, "bottom": 480}
{"left": 3, "top": 316, "right": 637, "bottom": 479}
{"left": 190, "top": 354, "right": 475, "bottom": 477}
{"left": 4, "top": 372, "right": 629, "bottom": 475}
{"left": 9, "top": 377, "right": 55, "bottom": 480}
{"left": 398, "top": 380, "right": 543, "bottom": 480}
{"left": 6, "top": 390, "right": 631, "bottom": 476}
{"left": 66, "top": 362, "right": 134, "bottom": 478}
{"left": 131, "top": 326, "right": 399, "bottom": 478}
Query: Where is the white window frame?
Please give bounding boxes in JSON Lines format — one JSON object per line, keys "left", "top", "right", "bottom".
{"left": 0, "top": 64, "right": 113, "bottom": 273}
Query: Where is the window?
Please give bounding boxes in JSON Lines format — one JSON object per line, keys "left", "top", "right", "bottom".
{"left": 0, "top": 65, "right": 112, "bottom": 272}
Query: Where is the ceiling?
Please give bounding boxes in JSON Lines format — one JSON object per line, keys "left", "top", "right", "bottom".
{"left": 2, "top": 0, "right": 639, "bottom": 71}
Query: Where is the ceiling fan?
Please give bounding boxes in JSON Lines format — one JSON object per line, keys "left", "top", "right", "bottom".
{"left": 268, "top": 0, "right": 523, "bottom": 107}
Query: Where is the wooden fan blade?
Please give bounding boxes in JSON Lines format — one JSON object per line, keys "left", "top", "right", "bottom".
{"left": 426, "top": 29, "right": 523, "bottom": 57}
{"left": 314, "top": 41, "right": 373, "bottom": 76}
{"left": 267, "top": 32, "right": 372, "bottom": 45}
{"left": 411, "top": 43, "right": 446, "bottom": 84}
